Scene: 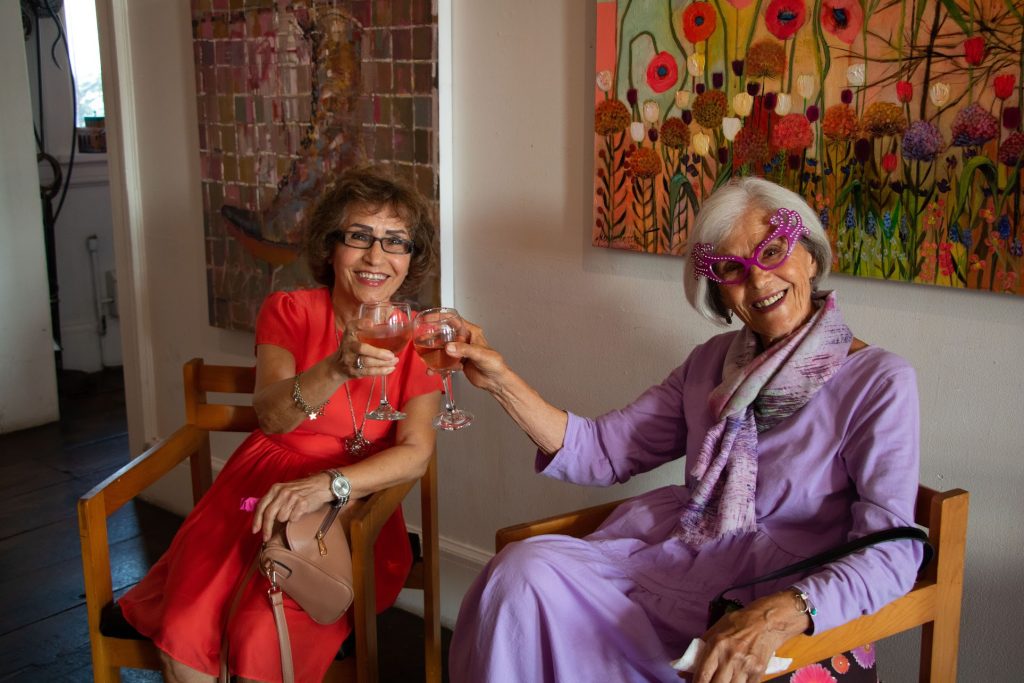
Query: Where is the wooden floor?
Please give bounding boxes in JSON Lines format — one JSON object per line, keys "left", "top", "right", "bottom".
{"left": 0, "top": 367, "right": 451, "bottom": 682}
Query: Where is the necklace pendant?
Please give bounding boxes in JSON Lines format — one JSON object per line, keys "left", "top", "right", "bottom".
{"left": 345, "top": 432, "right": 372, "bottom": 459}
{"left": 308, "top": 412, "right": 318, "bottom": 421}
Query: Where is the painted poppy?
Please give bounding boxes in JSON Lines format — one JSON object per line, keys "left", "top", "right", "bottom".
{"left": 994, "top": 73, "right": 1016, "bottom": 100}
{"left": 646, "top": 52, "right": 679, "bottom": 93}
{"left": 820, "top": 0, "right": 863, "bottom": 45}
{"left": 765, "top": 0, "right": 807, "bottom": 41}
{"left": 963, "top": 36, "right": 985, "bottom": 66}
{"left": 682, "top": 2, "right": 718, "bottom": 44}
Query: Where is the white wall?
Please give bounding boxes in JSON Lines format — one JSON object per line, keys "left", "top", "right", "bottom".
{"left": 0, "top": 2, "right": 59, "bottom": 433}
{"left": 110, "top": 1, "right": 1022, "bottom": 680}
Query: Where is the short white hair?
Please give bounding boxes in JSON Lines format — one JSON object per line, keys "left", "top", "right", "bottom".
{"left": 683, "top": 177, "right": 831, "bottom": 325}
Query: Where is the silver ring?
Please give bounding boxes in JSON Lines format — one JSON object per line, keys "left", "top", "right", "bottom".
{"left": 354, "top": 355, "right": 364, "bottom": 370}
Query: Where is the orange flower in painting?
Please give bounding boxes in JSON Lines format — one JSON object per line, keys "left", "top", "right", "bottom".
{"left": 746, "top": 39, "right": 786, "bottom": 79}
{"left": 594, "top": 99, "right": 631, "bottom": 136}
{"left": 659, "top": 118, "right": 691, "bottom": 149}
{"left": 625, "top": 146, "right": 663, "bottom": 178}
{"left": 681, "top": 2, "right": 717, "bottom": 44}
{"left": 822, "top": 104, "right": 858, "bottom": 142}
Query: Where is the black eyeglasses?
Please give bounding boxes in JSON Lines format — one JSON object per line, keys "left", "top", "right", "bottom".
{"left": 337, "top": 230, "right": 415, "bottom": 255}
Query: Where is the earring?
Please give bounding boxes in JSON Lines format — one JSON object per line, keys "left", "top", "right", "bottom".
{"left": 724, "top": 310, "right": 733, "bottom": 324}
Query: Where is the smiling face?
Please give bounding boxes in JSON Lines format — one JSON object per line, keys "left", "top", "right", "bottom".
{"left": 330, "top": 203, "right": 412, "bottom": 319}
{"left": 715, "top": 206, "right": 818, "bottom": 347}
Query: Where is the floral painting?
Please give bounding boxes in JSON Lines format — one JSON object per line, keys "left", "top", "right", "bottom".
{"left": 593, "top": 0, "right": 1024, "bottom": 295}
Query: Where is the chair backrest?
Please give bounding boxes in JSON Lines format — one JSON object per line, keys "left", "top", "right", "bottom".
{"left": 183, "top": 357, "right": 259, "bottom": 433}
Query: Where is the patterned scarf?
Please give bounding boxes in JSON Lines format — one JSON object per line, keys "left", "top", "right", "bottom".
{"left": 677, "top": 291, "right": 852, "bottom": 546}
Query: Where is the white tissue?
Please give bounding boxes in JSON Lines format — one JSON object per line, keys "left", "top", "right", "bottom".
{"left": 670, "top": 638, "right": 792, "bottom": 675}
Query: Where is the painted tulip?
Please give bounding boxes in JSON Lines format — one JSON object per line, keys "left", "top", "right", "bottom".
{"left": 747, "top": 81, "right": 761, "bottom": 96}
{"left": 695, "top": 83, "right": 706, "bottom": 95}
{"left": 929, "top": 82, "right": 950, "bottom": 107}
{"left": 718, "top": 146, "right": 730, "bottom": 164}
{"left": 733, "top": 92, "right": 754, "bottom": 117}
{"left": 764, "top": 92, "right": 778, "bottom": 111}
{"left": 994, "top": 73, "right": 1016, "bottom": 101}
{"left": 732, "top": 60, "right": 745, "bottom": 77}
{"left": 712, "top": 72, "right": 724, "bottom": 89}
{"left": 596, "top": 70, "right": 613, "bottom": 93}
{"left": 648, "top": 127, "right": 660, "bottom": 142}
{"left": 841, "top": 89, "right": 853, "bottom": 104}
{"left": 643, "top": 99, "right": 661, "bottom": 123}
{"left": 682, "top": 110, "right": 694, "bottom": 125}
{"left": 805, "top": 105, "right": 820, "bottom": 123}
{"left": 896, "top": 80, "right": 913, "bottom": 103}
{"left": 692, "top": 131, "right": 711, "bottom": 156}
{"left": 630, "top": 121, "right": 646, "bottom": 142}
{"left": 722, "top": 116, "right": 743, "bottom": 141}
{"left": 1004, "top": 106, "right": 1022, "bottom": 131}
{"left": 847, "top": 64, "right": 865, "bottom": 87}
{"left": 675, "top": 90, "right": 693, "bottom": 109}
{"left": 627, "top": 88, "right": 638, "bottom": 106}
{"left": 775, "top": 93, "right": 793, "bottom": 116}
{"left": 881, "top": 153, "right": 898, "bottom": 173}
{"left": 963, "top": 36, "right": 985, "bottom": 66}
{"left": 854, "top": 138, "right": 872, "bottom": 163}
{"left": 796, "top": 74, "right": 816, "bottom": 100}
{"left": 687, "top": 53, "right": 705, "bottom": 78}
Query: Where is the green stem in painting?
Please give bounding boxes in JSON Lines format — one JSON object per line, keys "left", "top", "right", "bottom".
{"left": 615, "top": 0, "right": 636, "bottom": 97}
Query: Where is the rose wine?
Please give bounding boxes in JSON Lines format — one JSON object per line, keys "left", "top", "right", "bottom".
{"left": 413, "top": 333, "right": 463, "bottom": 371}
{"left": 358, "top": 323, "right": 412, "bottom": 353}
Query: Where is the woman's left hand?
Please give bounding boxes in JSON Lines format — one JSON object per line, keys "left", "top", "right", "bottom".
{"left": 251, "top": 472, "right": 336, "bottom": 541}
{"left": 691, "top": 592, "right": 809, "bottom": 683}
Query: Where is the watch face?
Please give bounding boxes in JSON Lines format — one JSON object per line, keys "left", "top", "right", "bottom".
{"left": 332, "top": 475, "right": 351, "bottom": 498}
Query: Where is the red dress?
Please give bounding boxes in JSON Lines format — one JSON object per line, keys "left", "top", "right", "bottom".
{"left": 120, "top": 288, "right": 442, "bottom": 681}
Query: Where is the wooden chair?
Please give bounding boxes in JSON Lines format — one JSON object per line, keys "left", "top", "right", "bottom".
{"left": 496, "top": 485, "right": 968, "bottom": 682}
{"left": 78, "top": 358, "right": 442, "bottom": 683}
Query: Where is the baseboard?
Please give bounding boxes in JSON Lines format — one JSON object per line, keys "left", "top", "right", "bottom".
{"left": 395, "top": 524, "right": 491, "bottom": 629}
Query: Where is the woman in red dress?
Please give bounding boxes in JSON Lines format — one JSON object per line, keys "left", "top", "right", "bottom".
{"left": 119, "top": 166, "right": 442, "bottom": 682}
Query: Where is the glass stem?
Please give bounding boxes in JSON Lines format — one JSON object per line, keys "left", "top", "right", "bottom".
{"left": 380, "top": 374, "right": 390, "bottom": 406}
{"left": 441, "top": 372, "right": 457, "bottom": 413}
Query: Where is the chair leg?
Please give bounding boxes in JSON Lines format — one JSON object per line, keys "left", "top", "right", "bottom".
{"left": 91, "top": 665, "right": 121, "bottom": 683}
{"left": 421, "top": 454, "right": 441, "bottom": 683}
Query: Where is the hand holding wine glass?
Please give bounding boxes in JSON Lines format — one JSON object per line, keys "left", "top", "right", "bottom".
{"left": 413, "top": 307, "right": 474, "bottom": 430}
{"left": 358, "top": 301, "right": 413, "bottom": 420}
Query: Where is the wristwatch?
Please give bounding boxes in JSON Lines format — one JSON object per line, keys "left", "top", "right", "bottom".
{"left": 326, "top": 469, "right": 351, "bottom": 508}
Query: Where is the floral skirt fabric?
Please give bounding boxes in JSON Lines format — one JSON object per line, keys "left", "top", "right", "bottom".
{"left": 769, "top": 643, "right": 878, "bottom": 682}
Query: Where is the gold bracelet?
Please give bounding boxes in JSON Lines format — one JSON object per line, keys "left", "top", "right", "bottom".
{"left": 292, "top": 374, "right": 329, "bottom": 420}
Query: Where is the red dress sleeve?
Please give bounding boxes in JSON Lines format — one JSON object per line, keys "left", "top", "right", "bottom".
{"left": 254, "top": 290, "right": 309, "bottom": 361}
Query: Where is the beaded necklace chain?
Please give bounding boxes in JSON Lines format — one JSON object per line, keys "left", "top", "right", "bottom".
{"left": 337, "top": 326, "right": 375, "bottom": 459}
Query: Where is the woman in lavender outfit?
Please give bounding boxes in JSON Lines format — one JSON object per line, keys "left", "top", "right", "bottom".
{"left": 447, "top": 177, "right": 923, "bottom": 682}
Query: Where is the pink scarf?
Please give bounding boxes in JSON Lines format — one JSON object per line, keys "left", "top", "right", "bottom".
{"left": 677, "top": 291, "right": 853, "bottom": 546}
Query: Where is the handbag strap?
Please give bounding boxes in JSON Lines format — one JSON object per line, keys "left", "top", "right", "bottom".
{"left": 715, "top": 526, "right": 934, "bottom": 602}
{"left": 218, "top": 553, "right": 296, "bottom": 683}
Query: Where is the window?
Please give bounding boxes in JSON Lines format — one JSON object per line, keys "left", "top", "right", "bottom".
{"left": 64, "top": 0, "right": 104, "bottom": 127}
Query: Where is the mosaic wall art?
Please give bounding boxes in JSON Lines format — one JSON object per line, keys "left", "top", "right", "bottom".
{"left": 192, "top": 0, "right": 439, "bottom": 331}
{"left": 594, "top": 0, "right": 1024, "bottom": 296}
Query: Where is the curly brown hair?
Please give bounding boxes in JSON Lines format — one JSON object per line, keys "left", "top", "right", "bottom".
{"left": 304, "top": 165, "right": 438, "bottom": 300}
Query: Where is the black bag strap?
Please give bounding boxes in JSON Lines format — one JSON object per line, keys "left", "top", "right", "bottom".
{"left": 715, "top": 526, "right": 933, "bottom": 601}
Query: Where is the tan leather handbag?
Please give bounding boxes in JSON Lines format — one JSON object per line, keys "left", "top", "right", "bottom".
{"left": 221, "top": 503, "right": 354, "bottom": 683}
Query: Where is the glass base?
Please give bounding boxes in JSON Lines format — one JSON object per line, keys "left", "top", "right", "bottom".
{"left": 367, "top": 403, "right": 407, "bottom": 421}
{"left": 434, "top": 409, "right": 473, "bottom": 431}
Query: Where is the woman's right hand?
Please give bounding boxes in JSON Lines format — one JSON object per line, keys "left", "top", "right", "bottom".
{"left": 332, "top": 318, "right": 399, "bottom": 380}
{"left": 442, "top": 321, "right": 509, "bottom": 392}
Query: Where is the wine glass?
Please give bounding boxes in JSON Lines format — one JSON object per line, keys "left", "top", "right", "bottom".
{"left": 358, "top": 301, "right": 413, "bottom": 420}
{"left": 413, "top": 307, "right": 474, "bottom": 431}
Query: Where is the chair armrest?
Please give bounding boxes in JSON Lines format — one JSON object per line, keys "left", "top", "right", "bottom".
{"left": 495, "top": 497, "right": 629, "bottom": 552}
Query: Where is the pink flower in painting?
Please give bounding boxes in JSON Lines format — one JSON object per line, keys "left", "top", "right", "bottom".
{"left": 951, "top": 103, "right": 999, "bottom": 147}
{"left": 646, "top": 52, "right": 679, "bottom": 93}
{"left": 790, "top": 663, "right": 837, "bottom": 683}
{"left": 851, "top": 643, "right": 876, "bottom": 669}
{"left": 765, "top": 0, "right": 807, "bottom": 41}
{"left": 820, "top": 0, "right": 863, "bottom": 45}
